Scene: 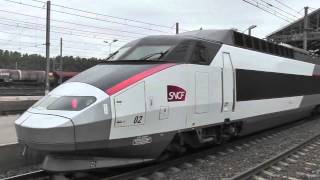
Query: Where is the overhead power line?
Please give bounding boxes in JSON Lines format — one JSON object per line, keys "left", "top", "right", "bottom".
{"left": 259, "top": 0, "right": 299, "bottom": 19}
{"left": 242, "top": 0, "right": 292, "bottom": 22}
{"left": 0, "top": 37, "right": 109, "bottom": 57}
{"left": 274, "top": 0, "right": 302, "bottom": 15}
{"left": 0, "top": 29, "right": 121, "bottom": 48}
{"left": 1, "top": 0, "right": 174, "bottom": 34}
{"left": 0, "top": 20, "right": 129, "bottom": 42}
{"left": 255, "top": 0, "right": 295, "bottom": 21}
{"left": 0, "top": 39, "right": 42, "bottom": 47}
{"left": 0, "top": 8, "right": 150, "bottom": 36}
{"left": 0, "top": 16, "right": 139, "bottom": 40}
{"left": 30, "top": 0, "right": 175, "bottom": 30}
{"left": 0, "top": 38, "right": 103, "bottom": 54}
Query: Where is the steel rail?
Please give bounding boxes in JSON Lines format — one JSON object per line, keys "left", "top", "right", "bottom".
{"left": 229, "top": 133, "right": 320, "bottom": 180}
{"left": 2, "top": 170, "right": 49, "bottom": 180}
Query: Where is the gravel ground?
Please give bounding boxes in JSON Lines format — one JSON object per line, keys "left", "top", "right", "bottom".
{"left": 0, "top": 165, "right": 40, "bottom": 179}
{"left": 166, "top": 117, "right": 320, "bottom": 179}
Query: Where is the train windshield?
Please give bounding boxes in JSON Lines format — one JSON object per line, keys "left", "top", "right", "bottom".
{"left": 108, "top": 36, "right": 186, "bottom": 62}
{"left": 33, "top": 95, "right": 96, "bottom": 111}
{"left": 120, "top": 45, "right": 172, "bottom": 60}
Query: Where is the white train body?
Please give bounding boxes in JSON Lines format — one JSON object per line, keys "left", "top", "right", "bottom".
{"left": 15, "top": 30, "right": 320, "bottom": 171}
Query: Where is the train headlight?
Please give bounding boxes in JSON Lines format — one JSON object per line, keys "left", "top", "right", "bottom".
{"left": 33, "top": 96, "right": 96, "bottom": 111}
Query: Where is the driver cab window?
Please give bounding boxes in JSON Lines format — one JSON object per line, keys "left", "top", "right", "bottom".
{"left": 190, "top": 41, "right": 218, "bottom": 65}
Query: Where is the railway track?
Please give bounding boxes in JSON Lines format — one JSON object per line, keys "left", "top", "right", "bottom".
{"left": 3, "top": 116, "right": 315, "bottom": 180}
{"left": 230, "top": 134, "right": 320, "bottom": 180}
{"left": 2, "top": 170, "right": 49, "bottom": 180}
{"left": 103, "top": 118, "right": 317, "bottom": 180}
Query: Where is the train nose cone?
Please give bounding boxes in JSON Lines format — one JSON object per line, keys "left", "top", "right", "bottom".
{"left": 15, "top": 112, "right": 75, "bottom": 151}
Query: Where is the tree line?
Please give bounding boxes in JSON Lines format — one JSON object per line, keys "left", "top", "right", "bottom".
{"left": 0, "top": 49, "right": 104, "bottom": 72}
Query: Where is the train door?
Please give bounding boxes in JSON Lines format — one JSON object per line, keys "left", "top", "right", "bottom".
{"left": 114, "top": 82, "right": 146, "bottom": 127}
{"left": 222, "top": 52, "right": 235, "bottom": 115}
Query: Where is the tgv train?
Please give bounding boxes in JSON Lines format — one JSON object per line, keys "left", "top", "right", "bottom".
{"left": 15, "top": 29, "right": 320, "bottom": 172}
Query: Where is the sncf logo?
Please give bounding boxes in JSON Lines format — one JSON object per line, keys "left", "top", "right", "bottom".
{"left": 167, "top": 85, "right": 186, "bottom": 102}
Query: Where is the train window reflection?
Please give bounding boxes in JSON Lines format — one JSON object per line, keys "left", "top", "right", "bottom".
{"left": 47, "top": 96, "right": 96, "bottom": 111}
{"left": 107, "top": 46, "right": 131, "bottom": 61}
{"left": 120, "top": 45, "right": 172, "bottom": 60}
{"left": 32, "top": 96, "right": 59, "bottom": 110}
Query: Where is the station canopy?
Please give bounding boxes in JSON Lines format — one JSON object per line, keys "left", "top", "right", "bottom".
{"left": 267, "top": 8, "right": 320, "bottom": 54}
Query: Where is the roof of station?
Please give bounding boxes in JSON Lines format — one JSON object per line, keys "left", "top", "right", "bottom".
{"left": 267, "top": 8, "right": 320, "bottom": 52}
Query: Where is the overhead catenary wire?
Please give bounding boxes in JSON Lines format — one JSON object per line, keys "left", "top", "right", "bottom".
{"left": 259, "top": 0, "right": 300, "bottom": 19}
{"left": 273, "top": 0, "right": 302, "bottom": 15}
{"left": 0, "top": 16, "right": 140, "bottom": 40}
{"left": 0, "top": 20, "right": 130, "bottom": 42}
{"left": 0, "top": 9, "right": 150, "bottom": 36}
{"left": 254, "top": 0, "right": 296, "bottom": 21}
{"left": 0, "top": 30, "right": 110, "bottom": 58}
{"left": 253, "top": 0, "right": 296, "bottom": 21}
{"left": 0, "top": 0, "right": 182, "bottom": 58}
{"left": 1, "top": 0, "right": 174, "bottom": 34}
{"left": 29, "top": 0, "right": 176, "bottom": 30}
{"left": 0, "top": 37, "right": 106, "bottom": 54}
{"left": 0, "top": 29, "right": 121, "bottom": 48}
{"left": 0, "top": 39, "right": 109, "bottom": 58}
{"left": 242, "top": 0, "right": 292, "bottom": 22}
{"left": 0, "top": 43, "right": 104, "bottom": 58}
{"left": 0, "top": 39, "right": 43, "bottom": 47}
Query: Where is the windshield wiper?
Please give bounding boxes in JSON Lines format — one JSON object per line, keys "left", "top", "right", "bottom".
{"left": 139, "top": 50, "right": 168, "bottom": 60}
{"left": 106, "top": 51, "right": 119, "bottom": 61}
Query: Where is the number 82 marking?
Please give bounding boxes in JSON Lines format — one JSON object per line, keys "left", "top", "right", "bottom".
{"left": 134, "top": 115, "right": 143, "bottom": 124}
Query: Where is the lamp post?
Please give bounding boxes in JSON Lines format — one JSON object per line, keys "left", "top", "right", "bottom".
{"left": 104, "top": 39, "right": 118, "bottom": 56}
{"left": 247, "top": 25, "right": 257, "bottom": 36}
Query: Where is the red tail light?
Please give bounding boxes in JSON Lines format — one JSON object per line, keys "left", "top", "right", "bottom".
{"left": 71, "top": 98, "right": 78, "bottom": 109}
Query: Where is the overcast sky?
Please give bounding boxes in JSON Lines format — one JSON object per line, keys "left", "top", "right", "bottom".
{"left": 0, "top": 0, "right": 319, "bottom": 58}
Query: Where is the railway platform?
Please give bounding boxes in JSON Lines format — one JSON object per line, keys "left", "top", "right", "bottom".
{"left": 0, "top": 96, "right": 41, "bottom": 115}
{"left": 0, "top": 115, "right": 18, "bottom": 144}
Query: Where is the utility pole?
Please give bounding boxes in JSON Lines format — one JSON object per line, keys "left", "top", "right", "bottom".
{"left": 59, "top": 38, "right": 63, "bottom": 84}
{"left": 45, "top": 0, "right": 51, "bottom": 94}
{"left": 303, "top": 6, "right": 309, "bottom": 50}
{"left": 176, "top": 22, "right": 179, "bottom": 34}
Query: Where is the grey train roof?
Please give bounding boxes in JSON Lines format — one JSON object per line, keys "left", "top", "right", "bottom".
{"left": 179, "top": 29, "right": 320, "bottom": 65}
{"left": 179, "top": 29, "right": 234, "bottom": 44}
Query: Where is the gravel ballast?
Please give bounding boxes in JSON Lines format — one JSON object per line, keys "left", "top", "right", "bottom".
{"left": 167, "top": 116, "right": 320, "bottom": 179}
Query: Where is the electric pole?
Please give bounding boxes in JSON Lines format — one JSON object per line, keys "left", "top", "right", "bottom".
{"left": 303, "top": 6, "right": 309, "bottom": 50}
{"left": 45, "top": 0, "right": 51, "bottom": 94}
{"left": 59, "top": 38, "right": 63, "bottom": 84}
{"left": 176, "top": 22, "right": 179, "bottom": 34}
